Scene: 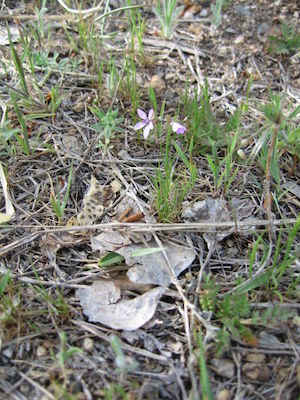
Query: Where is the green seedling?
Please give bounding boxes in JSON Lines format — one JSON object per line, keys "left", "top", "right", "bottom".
{"left": 153, "top": 0, "right": 183, "bottom": 39}
{"left": 148, "top": 86, "right": 158, "bottom": 115}
{"left": 48, "top": 85, "right": 62, "bottom": 116}
{"left": 103, "top": 384, "right": 129, "bottom": 400}
{"left": 0, "top": 273, "right": 21, "bottom": 333}
{"left": 182, "top": 83, "right": 221, "bottom": 153}
{"left": 106, "top": 58, "right": 120, "bottom": 98}
{"left": 127, "top": 0, "right": 145, "bottom": 58}
{"left": 147, "top": 87, "right": 165, "bottom": 139}
{"left": 98, "top": 252, "right": 125, "bottom": 268}
{"left": 7, "top": 25, "right": 28, "bottom": 95}
{"left": 50, "top": 163, "right": 73, "bottom": 222}
{"left": 206, "top": 132, "right": 239, "bottom": 195}
{"left": 0, "top": 273, "right": 10, "bottom": 297}
{"left": 110, "top": 334, "right": 137, "bottom": 377}
{"left": 29, "top": 0, "right": 48, "bottom": 45}
{"left": 268, "top": 23, "right": 300, "bottom": 55}
{"left": 125, "top": 56, "right": 140, "bottom": 117}
{"left": 89, "top": 107, "right": 124, "bottom": 153}
{"left": 0, "top": 107, "right": 19, "bottom": 156}
{"left": 270, "top": 217, "right": 300, "bottom": 297}
{"left": 154, "top": 127, "right": 196, "bottom": 222}
{"left": 57, "top": 331, "right": 82, "bottom": 387}
{"left": 195, "top": 331, "right": 213, "bottom": 400}
{"left": 9, "top": 91, "right": 31, "bottom": 155}
{"left": 210, "top": 0, "right": 224, "bottom": 28}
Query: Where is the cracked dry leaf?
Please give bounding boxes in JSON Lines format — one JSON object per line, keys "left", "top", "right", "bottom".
{"left": 119, "top": 240, "right": 196, "bottom": 287}
{"left": 182, "top": 197, "right": 258, "bottom": 247}
{"left": 77, "top": 282, "right": 164, "bottom": 330}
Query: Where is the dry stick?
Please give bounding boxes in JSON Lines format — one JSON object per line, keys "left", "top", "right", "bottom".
{"left": 56, "top": 0, "right": 105, "bottom": 15}
{"left": 0, "top": 219, "right": 297, "bottom": 257}
{"left": 178, "top": 304, "right": 199, "bottom": 400}
{"left": 71, "top": 319, "right": 167, "bottom": 362}
{"left": 18, "top": 371, "right": 56, "bottom": 400}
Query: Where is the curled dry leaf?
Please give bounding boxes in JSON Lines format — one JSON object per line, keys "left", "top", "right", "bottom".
{"left": 77, "top": 281, "right": 164, "bottom": 331}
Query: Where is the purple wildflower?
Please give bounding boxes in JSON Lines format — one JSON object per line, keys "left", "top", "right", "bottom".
{"left": 171, "top": 121, "right": 187, "bottom": 135}
{"left": 134, "top": 109, "right": 154, "bottom": 140}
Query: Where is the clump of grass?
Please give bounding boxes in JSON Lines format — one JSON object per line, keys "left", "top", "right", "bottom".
{"left": 153, "top": 0, "right": 183, "bottom": 39}
{"left": 154, "top": 126, "right": 196, "bottom": 222}
{"left": 268, "top": 23, "right": 300, "bottom": 55}
{"left": 199, "top": 268, "right": 297, "bottom": 356}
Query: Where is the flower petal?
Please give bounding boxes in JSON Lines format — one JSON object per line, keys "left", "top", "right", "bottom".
{"left": 176, "top": 126, "right": 186, "bottom": 134}
{"left": 134, "top": 121, "right": 147, "bottom": 131}
{"left": 171, "top": 121, "right": 186, "bottom": 134}
{"left": 143, "top": 124, "right": 151, "bottom": 140}
{"left": 148, "top": 109, "right": 154, "bottom": 120}
{"left": 137, "top": 109, "right": 147, "bottom": 120}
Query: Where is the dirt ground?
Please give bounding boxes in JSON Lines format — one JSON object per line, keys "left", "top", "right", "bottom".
{"left": 0, "top": 1, "right": 299, "bottom": 399}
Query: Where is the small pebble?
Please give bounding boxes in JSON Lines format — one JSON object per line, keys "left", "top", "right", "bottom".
{"left": 246, "top": 353, "right": 265, "bottom": 363}
{"left": 211, "top": 358, "right": 235, "bottom": 379}
{"left": 37, "top": 345, "right": 47, "bottom": 358}
{"left": 83, "top": 337, "right": 94, "bottom": 352}
{"left": 217, "top": 389, "right": 231, "bottom": 400}
{"left": 149, "top": 75, "right": 166, "bottom": 92}
{"left": 234, "top": 35, "right": 244, "bottom": 45}
{"left": 72, "top": 102, "right": 85, "bottom": 113}
{"left": 242, "top": 362, "right": 270, "bottom": 381}
{"left": 237, "top": 149, "right": 246, "bottom": 160}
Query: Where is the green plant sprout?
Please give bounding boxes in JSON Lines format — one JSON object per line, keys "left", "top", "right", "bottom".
{"left": 0, "top": 103, "right": 20, "bottom": 156}
{"left": 110, "top": 334, "right": 137, "bottom": 377}
{"left": 127, "top": 0, "right": 145, "bottom": 58}
{"left": 89, "top": 107, "right": 124, "bottom": 154}
{"left": 50, "top": 163, "right": 73, "bottom": 222}
{"left": 206, "top": 131, "right": 239, "bottom": 195}
{"left": 7, "top": 25, "right": 28, "bottom": 95}
{"left": 153, "top": 0, "right": 183, "bottom": 39}
{"left": 48, "top": 85, "right": 63, "bottom": 116}
{"left": 106, "top": 58, "right": 121, "bottom": 99}
{"left": 9, "top": 91, "right": 31, "bottom": 155}
{"left": 268, "top": 23, "right": 300, "bottom": 55}
{"left": 200, "top": 272, "right": 297, "bottom": 356}
{"left": 0, "top": 272, "right": 20, "bottom": 332}
{"left": 57, "top": 331, "right": 82, "bottom": 387}
{"left": 210, "top": 0, "right": 224, "bottom": 28}
{"left": 124, "top": 56, "right": 140, "bottom": 117}
{"left": 154, "top": 126, "right": 196, "bottom": 222}
{"left": 195, "top": 331, "right": 213, "bottom": 400}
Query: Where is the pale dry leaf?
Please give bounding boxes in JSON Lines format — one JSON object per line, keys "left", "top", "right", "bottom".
{"left": 91, "top": 231, "right": 131, "bottom": 253}
{"left": 0, "top": 162, "right": 15, "bottom": 224}
{"left": 77, "top": 283, "right": 164, "bottom": 330}
{"left": 182, "top": 197, "right": 258, "bottom": 247}
{"left": 0, "top": 25, "right": 20, "bottom": 45}
{"left": 118, "top": 240, "right": 196, "bottom": 286}
{"left": 77, "top": 280, "right": 121, "bottom": 308}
